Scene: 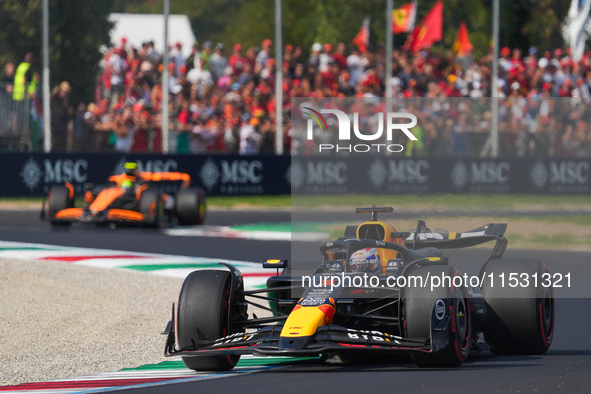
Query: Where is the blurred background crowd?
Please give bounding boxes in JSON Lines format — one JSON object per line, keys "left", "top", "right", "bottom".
{"left": 1, "top": 0, "right": 590, "bottom": 157}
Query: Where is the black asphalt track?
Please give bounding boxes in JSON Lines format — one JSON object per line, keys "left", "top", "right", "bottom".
{"left": 2, "top": 209, "right": 590, "bottom": 393}
{"left": 0, "top": 209, "right": 291, "bottom": 261}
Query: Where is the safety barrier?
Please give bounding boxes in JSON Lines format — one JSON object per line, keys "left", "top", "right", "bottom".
{"left": 2, "top": 153, "right": 589, "bottom": 197}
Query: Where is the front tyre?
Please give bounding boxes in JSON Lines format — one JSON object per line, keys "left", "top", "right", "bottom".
{"left": 403, "top": 265, "right": 471, "bottom": 367}
{"left": 481, "top": 258, "right": 554, "bottom": 355}
{"left": 177, "top": 270, "right": 240, "bottom": 371}
{"left": 139, "top": 188, "right": 162, "bottom": 227}
{"left": 47, "top": 186, "right": 74, "bottom": 226}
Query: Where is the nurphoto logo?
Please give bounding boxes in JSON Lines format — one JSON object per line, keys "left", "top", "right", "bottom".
{"left": 303, "top": 107, "right": 418, "bottom": 153}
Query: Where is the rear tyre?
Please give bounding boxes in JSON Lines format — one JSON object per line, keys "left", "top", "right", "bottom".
{"left": 403, "top": 265, "right": 471, "bottom": 367}
{"left": 47, "top": 186, "right": 74, "bottom": 226}
{"left": 175, "top": 187, "right": 206, "bottom": 225}
{"left": 481, "top": 259, "right": 554, "bottom": 355}
{"left": 177, "top": 270, "right": 240, "bottom": 371}
{"left": 139, "top": 188, "right": 162, "bottom": 228}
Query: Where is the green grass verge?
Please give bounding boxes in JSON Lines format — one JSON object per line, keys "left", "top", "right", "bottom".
{"left": 207, "top": 195, "right": 291, "bottom": 208}
{"left": 291, "top": 194, "right": 591, "bottom": 209}
{"left": 2, "top": 194, "right": 591, "bottom": 210}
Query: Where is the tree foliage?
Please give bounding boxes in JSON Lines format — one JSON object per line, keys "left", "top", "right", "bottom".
{"left": 0, "top": 0, "right": 113, "bottom": 103}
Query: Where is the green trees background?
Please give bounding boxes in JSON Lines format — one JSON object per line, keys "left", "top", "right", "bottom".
{"left": 0, "top": 0, "right": 113, "bottom": 103}
{"left": 0, "top": 0, "right": 575, "bottom": 103}
{"left": 113, "top": 0, "right": 572, "bottom": 59}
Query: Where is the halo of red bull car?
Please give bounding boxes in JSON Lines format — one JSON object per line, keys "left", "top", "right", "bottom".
{"left": 164, "top": 206, "right": 554, "bottom": 369}
{"left": 43, "top": 162, "right": 206, "bottom": 227}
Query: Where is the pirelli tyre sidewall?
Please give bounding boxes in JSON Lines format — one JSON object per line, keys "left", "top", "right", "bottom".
{"left": 139, "top": 187, "right": 162, "bottom": 227}
{"left": 175, "top": 187, "right": 206, "bottom": 226}
{"left": 48, "top": 185, "right": 74, "bottom": 225}
{"left": 481, "top": 258, "right": 554, "bottom": 355}
{"left": 177, "top": 270, "right": 240, "bottom": 371}
{"left": 403, "top": 265, "right": 471, "bottom": 367}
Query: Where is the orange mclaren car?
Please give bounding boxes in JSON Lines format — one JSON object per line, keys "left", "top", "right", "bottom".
{"left": 43, "top": 163, "right": 206, "bottom": 227}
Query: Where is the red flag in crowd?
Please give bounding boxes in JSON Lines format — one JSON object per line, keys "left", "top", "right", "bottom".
{"left": 392, "top": 1, "right": 417, "bottom": 34}
{"left": 404, "top": 0, "right": 443, "bottom": 52}
{"left": 353, "top": 17, "right": 370, "bottom": 53}
{"left": 452, "top": 21, "right": 473, "bottom": 56}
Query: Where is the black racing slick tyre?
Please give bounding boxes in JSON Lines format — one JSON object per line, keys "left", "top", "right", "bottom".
{"left": 481, "top": 259, "right": 554, "bottom": 355}
{"left": 176, "top": 270, "right": 240, "bottom": 371}
{"left": 139, "top": 188, "right": 162, "bottom": 227}
{"left": 175, "top": 187, "right": 206, "bottom": 225}
{"left": 403, "top": 265, "right": 471, "bottom": 367}
{"left": 47, "top": 186, "right": 74, "bottom": 226}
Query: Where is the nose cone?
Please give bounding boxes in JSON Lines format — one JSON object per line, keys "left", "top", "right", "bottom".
{"left": 279, "top": 303, "right": 335, "bottom": 350}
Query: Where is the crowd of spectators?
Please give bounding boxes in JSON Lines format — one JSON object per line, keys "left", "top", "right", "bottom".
{"left": 4, "top": 37, "right": 591, "bottom": 157}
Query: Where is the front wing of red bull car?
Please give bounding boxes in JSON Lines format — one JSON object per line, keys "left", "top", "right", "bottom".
{"left": 164, "top": 207, "right": 554, "bottom": 370}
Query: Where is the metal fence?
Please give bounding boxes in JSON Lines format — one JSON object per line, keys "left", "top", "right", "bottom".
{"left": 0, "top": 83, "right": 33, "bottom": 152}
{"left": 0, "top": 0, "right": 588, "bottom": 157}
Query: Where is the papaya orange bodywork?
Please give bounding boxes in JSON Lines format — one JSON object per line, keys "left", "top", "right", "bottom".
{"left": 107, "top": 209, "right": 144, "bottom": 222}
{"left": 55, "top": 208, "right": 83, "bottom": 219}
{"left": 89, "top": 188, "right": 124, "bottom": 212}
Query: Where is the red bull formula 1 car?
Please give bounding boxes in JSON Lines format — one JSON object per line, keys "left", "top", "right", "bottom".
{"left": 44, "top": 163, "right": 206, "bottom": 227}
{"left": 164, "top": 207, "right": 554, "bottom": 369}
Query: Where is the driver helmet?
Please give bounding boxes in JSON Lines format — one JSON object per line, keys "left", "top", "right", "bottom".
{"left": 124, "top": 162, "right": 138, "bottom": 176}
{"left": 349, "top": 247, "right": 381, "bottom": 273}
{"left": 120, "top": 179, "right": 135, "bottom": 193}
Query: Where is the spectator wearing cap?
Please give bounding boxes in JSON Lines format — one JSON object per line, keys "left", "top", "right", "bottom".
{"left": 200, "top": 41, "right": 213, "bottom": 70}
{"left": 347, "top": 46, "right": 368, "bottom": 88}
{"left": 551, "top": 48, "right": 564, "bottom": 69}
{"left": 526, "top": 47, "right": 538, "bottom": 70}
{"left": 308, "top": 42, "right": 322, "bottom": 69}
{"left": 210, "top": 43, "right": 228, "bottom": 81}
{"left": 319, "top": 43, "right": 334, "bottom": 73}
{"left": 256, "top": 39, "right": 273, "bottom": 67}
{"left": 283, "top": 44, "right": 294, "bottom": 70}
{"left": 229, "top": 43, "right": 245, "bottom": 74}
{"left": 558, "top": 78, "right": 573, "bottom": 97}
{"left": 239, "top": 113, "right": 260, "bottom": 154}
{"left": 499, "top": 46, "right": 513, "bottom": 72}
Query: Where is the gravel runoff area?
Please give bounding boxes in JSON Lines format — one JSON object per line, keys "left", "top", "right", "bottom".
{"left": 0, "top": 258, "right": 270, "bottom": 386}
{"left": 0, "top": 257, "right": 182, "bottom": 386}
